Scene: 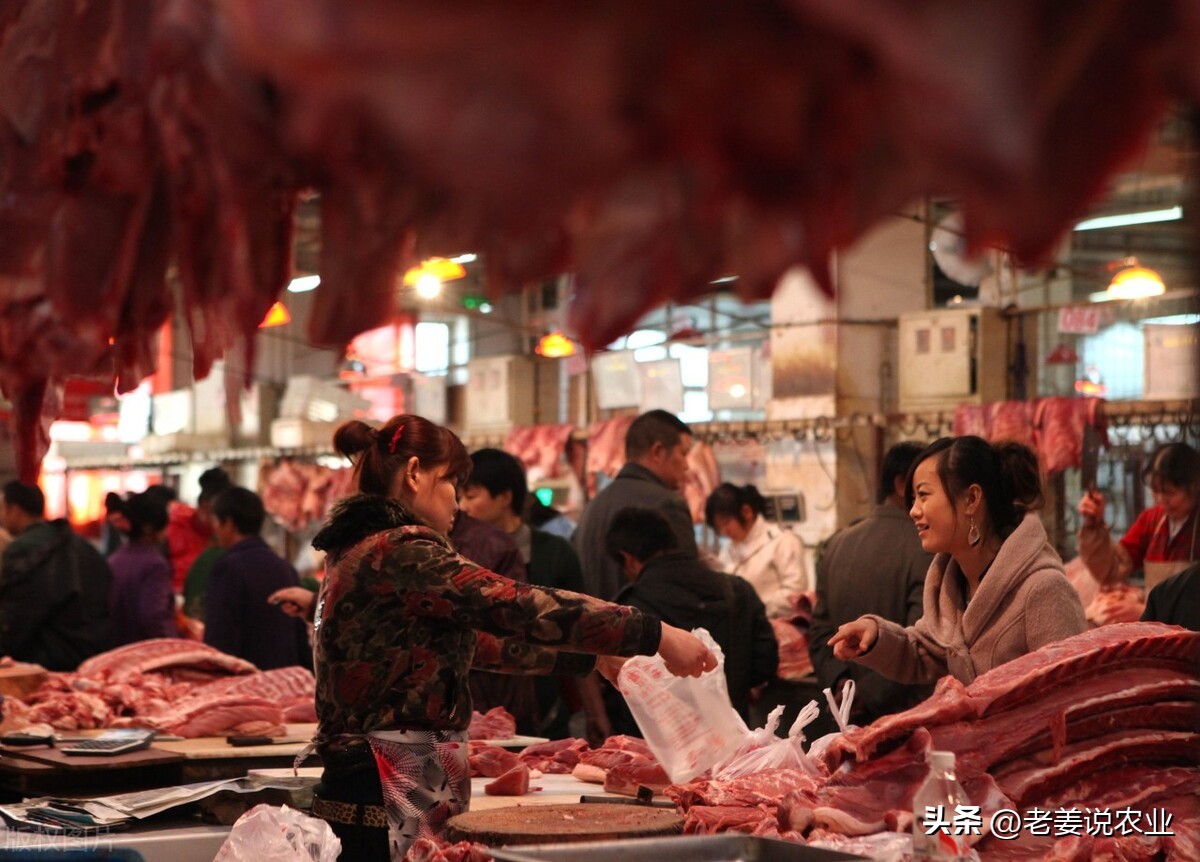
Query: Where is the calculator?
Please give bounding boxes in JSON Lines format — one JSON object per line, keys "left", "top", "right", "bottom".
{"left": 58, "top": 729, "right": 156, "bottom": 756}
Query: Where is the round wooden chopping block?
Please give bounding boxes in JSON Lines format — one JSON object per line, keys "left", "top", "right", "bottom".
{"left": 445, "top": 804, "right": 682, "bottom": 846}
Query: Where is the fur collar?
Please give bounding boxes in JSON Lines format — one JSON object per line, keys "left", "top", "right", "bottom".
{"left": 312, "top": 494, "right": 424, "bottom": 553}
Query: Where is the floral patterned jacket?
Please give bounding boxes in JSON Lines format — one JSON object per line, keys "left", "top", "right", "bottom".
{"left": 311, "top": 495, "right": 661, "bottom": 755}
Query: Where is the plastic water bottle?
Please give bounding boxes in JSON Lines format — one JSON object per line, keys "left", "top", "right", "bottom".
{"left": 912, "top": 750, "right": 971, "bottom": 861}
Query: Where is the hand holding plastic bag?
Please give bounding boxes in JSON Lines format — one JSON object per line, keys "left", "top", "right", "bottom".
{"left": 215, "top": 804, "right": 341, "bottom": 862}
{"left": 617, "top": 629, "right": 748, "bottom": 783}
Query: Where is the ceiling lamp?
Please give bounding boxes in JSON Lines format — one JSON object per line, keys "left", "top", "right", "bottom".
{"left": 414, "top": 272, "right": 443, "bottom": 299}
{"left": 287, "top": 274, "right": 321, "bottom": 293}
{"left": 536, "top": 331, "right": 576, "bottom": 358}
{"left": 1106, "top": 259, "right": 1166, "bottom": 300}
{"left": 403, "top": 257, "right": 467, "bottom": 287}
{"left": 258, "top": 301, "right": 291, "bottom": 328}
{"left": 1073, "top": 206, "right": 1182, "bottom": 232}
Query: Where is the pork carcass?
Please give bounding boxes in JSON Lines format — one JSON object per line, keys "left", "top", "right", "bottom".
{"left": 77, "top": 639, "right": 258, "bottom": 681}
{"left": 6, "top": 0, "right": 1200, "bottom": 478}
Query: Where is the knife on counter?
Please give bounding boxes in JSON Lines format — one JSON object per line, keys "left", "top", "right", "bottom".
{"left": 225, "top": 736, "right": 307, "bottom": 747}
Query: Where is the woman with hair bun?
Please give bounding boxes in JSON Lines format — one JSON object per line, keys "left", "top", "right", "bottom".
{"left": 829, "top": 436, "right": 1085, "bottom": 685}
{"left": 308, "top": 414, "right": 716, "bottom": 861}
{"left": 705, "top": 482, "right": 808, "bottom": 618}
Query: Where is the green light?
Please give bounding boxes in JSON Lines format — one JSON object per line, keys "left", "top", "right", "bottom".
{"left": 534, "top": 487, "right": 554, "bottom": 507}
{"left": 462, "top": 294, "right": 488, "bottom": 310}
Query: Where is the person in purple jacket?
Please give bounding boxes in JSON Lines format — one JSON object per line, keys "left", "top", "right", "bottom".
{"left": 204, "top": 487, "right": 310, "bottom": 670}
{"left": 106, "top": 491, "right": 177, "bottom": 645}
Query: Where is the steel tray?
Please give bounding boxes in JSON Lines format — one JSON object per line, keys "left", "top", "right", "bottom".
{"left": 490, "top": 835, "right": 868, "bottom": 862}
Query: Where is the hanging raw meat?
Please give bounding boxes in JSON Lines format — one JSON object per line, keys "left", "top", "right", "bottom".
{"left": 4, "top": 0, "right": 1200, "bottom": 477}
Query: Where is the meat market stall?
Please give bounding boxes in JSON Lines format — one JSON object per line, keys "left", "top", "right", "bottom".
{"left": 0, "top": 624, "right": 1192, "bottom": 860}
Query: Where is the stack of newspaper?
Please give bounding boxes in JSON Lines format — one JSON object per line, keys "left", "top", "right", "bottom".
{"left": 0, "top": 772, "right": 320, "bottom": 834}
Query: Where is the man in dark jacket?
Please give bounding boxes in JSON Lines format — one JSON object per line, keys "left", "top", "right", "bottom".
{"left": 0, "top": 481, "right": 113, "bottom": 670}
{"left": 204, "top": 487, "right": 310, "bottom": 670}
{"left": 1141, "top": 562, "right": 1199, "bottom": 631}
{"left": 808, "top": 442, "right": 934, "bottom": 727}
{"left": 575, "top": 410, "right": 697, "bottom": 600}
{"left": 604, "top": 507, "right": 778, "bottom": 735}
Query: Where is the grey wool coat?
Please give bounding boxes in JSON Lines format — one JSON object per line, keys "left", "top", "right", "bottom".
{"left": 856, "top": 513, "right": 1086, "bottom": 685}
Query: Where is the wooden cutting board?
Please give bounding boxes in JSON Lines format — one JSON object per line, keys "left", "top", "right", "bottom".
{"left": 445, "top": 804, "right": 682, "bottom": 846}
{"left": 0, "top": 662, "right": 47, "bottom": 699}
{"left": 153, "top": 723, "right": 317, "bottom": 759}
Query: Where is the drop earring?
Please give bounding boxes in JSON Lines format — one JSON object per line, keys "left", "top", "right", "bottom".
{"left": 967, "top": 517, "right": 981, "bottom": 547}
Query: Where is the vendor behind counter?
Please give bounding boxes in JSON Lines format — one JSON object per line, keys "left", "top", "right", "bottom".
{"left": 305, "top": 413, "right": 716, "bottom": 862}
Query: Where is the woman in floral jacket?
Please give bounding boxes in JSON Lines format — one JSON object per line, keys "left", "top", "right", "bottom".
{"left": 309, "top": 415, "right": 714, "bottom": 861}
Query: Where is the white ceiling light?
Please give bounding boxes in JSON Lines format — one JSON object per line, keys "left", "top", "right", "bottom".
{"left": 1073, "top": 206, "right": 1182, "bottom": 232}
{"left": 415, "top": 272, "right": 443, "bottom": 299}
{"left": 287, "top": 274, "right": 321, "bottom": 293}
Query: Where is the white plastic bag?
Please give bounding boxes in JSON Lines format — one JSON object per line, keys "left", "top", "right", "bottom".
{"left": 214, "top": 804, "right": 342, "bottom": 862}
{"left": 805, "top": 680, "right": 859, "bottom": 769}
{"left": 711, "top": 700, "right": 825, "bottom": 780}
{"left": 617, "top": 629, "right": 748, "bottom": 783}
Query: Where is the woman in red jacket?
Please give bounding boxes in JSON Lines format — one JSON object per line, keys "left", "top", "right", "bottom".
{"left": 1077, "top": 442, "right": 1199, "bottom": 591}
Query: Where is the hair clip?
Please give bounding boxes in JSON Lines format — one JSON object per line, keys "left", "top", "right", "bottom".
{"left": 387, "top": 423, "right": 406, "bottom": 454}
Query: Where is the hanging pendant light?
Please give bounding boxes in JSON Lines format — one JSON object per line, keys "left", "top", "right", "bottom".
{"left": 1106, "top": 258, "right": 1165, "bottom": 300}
{"left": 536, "top": 331, "right": 576, "bottom": 358}
{"left": 258, "top": 301, "right": 291, "bottom": 328}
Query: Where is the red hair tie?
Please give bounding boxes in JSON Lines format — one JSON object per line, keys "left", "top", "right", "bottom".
{"left": 387, "top": 423, "right": 406, "bottom": 454}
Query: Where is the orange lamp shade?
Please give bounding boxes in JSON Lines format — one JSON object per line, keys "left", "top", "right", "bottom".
{"left": 1107, "top": 264, "right": 1165, "bottom": 299}
{"left": 258, "top": 301, "right": 292, "bottom": 328}
{"left": 536, "top": 331, "right": 576, "bottom": 358}
{"left": 403, "top": 257, "right": 467, "bottom": 286}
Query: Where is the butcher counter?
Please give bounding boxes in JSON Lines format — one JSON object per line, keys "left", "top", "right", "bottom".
{"left": 0, "top": 724, "right": 322, "bottom": 800}
{"left": 0, "top": 772, "right": 637, "bottom": 862}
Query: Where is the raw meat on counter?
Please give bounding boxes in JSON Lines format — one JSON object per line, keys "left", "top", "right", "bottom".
{"left": 571, "top": 734, "right": 672, "bottom": 797}
{"left": 402, "top": 837, "right": 492, "bottom": 862}
{"left": 76, "top": 639, "right": 258, "bottom": 681}
{"left": 483, "top": 764, "right": 538, "bottom": 797}
{"left": 468, "top": 706, "right": 516, "bottom": 740}
{"left": 1084, "top": 583, "right": 1146, "bottom": 627}
{"left": 518, "top": 737, "right": 590, "bottom": 775}
{"left": 466, "top": 741, "right": 522, "bottom": 778}
{"left": 656, "top": 623, "right": 1199, "bottom": 861}
{"left": 2, "top": 642, "right": 316, "bottom": 738}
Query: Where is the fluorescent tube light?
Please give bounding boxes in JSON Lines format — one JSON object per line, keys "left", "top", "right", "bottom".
{"left": 1073, "top": 206, "right": 1182, "bottom": 232}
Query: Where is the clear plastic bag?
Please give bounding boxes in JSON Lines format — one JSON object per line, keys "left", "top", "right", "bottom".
{"left": 214, "top": 804, "right": 342, "bottom": 862}
{"left": 617, "top": 629, "right": 748, "bottom": 783}
{"left": 712, "top": 700, "right": 825, "bottom": 780}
